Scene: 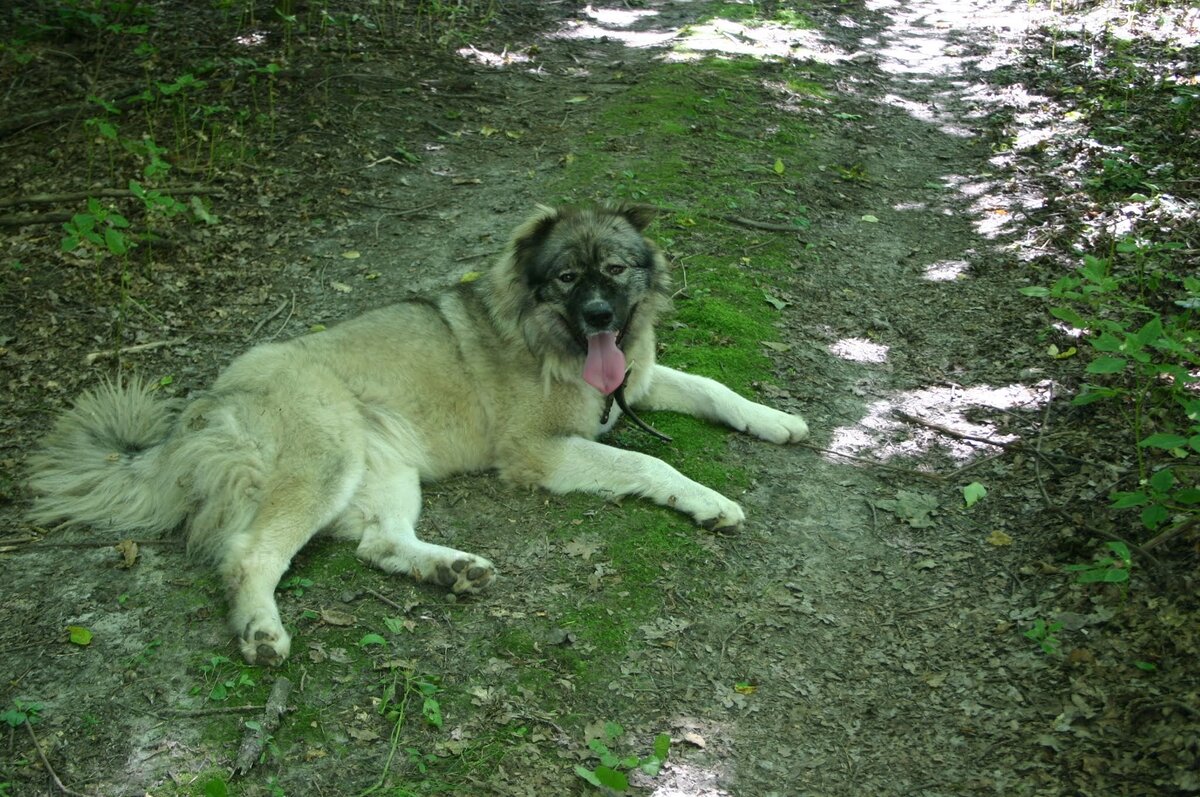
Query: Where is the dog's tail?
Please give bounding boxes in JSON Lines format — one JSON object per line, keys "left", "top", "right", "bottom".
{"left": 27, "top": 378, "right": 190, "bottom": 535}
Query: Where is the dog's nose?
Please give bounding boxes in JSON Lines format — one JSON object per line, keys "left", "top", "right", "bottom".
{"left": 581, "top": 300, "right": 615, "bottom": 330}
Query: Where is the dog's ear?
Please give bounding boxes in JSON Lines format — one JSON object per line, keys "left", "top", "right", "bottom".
{"left": 511, "top": 205, "right": 561, "bottom": 270}
{"left": 614, "top": 203, "right": 658, "bottom": 232}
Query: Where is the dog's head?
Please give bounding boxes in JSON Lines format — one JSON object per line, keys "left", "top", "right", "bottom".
{"left": 503, "top": 204, "right": 670, "bottom": 393}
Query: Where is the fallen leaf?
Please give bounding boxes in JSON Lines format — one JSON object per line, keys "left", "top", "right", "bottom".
{"left": 773, "top": 158, "right": 785, "bottom": 175}
{"left": 563, "top": 536, "right": 601, "bottom": 561}
{"left": 67, "top": 625, "right": 93, "bottom": 646}
{"left": 763, "top": 291, "right": 790, "bottom": 311}
{"left": 733, "top": 682, "right": 757, "bottom": 695}
{"left": 320, "top": 608, "right": 357, "bottom": 626}
{"left": 565, "top": 96, "right": 589, "bottom": 104}
{"left": 341, "top": 250, "right": 360, "bottom": 260}
{"left": 681, "top": 731, "right": 706, "bottom": 749}
{"left": 459, "top": 271, "right": 482, "bottom": 283}
{"left": 861, "top": 214, "right": 880, "bottom": 223}
{"left": 347, "top": 727, "right": 380, "bottom": 742}
{"left": 330, "top": 281, "right": 352, "bottom": 294}
{"left": 761, "top": 341, "right": 791, "bottom": 352}
{"left": 114, "top": 539, "right": 139, "bottom": 568}
{"left": 987, "top": 530, "right": 1014, "bottom": 547}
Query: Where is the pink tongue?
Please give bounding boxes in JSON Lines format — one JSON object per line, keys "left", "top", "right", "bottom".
{"left": 583, "top": 332, "right": 626, "bottom": 395}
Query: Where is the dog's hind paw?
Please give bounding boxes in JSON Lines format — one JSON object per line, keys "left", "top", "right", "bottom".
{"left": 431, "top": 554, "right": 496, "bottom": 594}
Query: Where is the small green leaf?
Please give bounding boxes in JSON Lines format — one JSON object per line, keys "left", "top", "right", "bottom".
{"left": 594, "top": 765, "right": 629, "bottom": 791}
{"left": 1149, "top": 468, "right": 1175, "bottom": 493}
{"left": 653, "top": 732, "right": 671, "bottom": 760}
{"left": 67, "top": 625, "right": 93, "bottom": 646}
{"left": 1110, "top": 490, "right": 1149, "bottom": 508}
{"left": 422, "top": 697, "right": 443, "bottom": 728}
{"left": 574, "top": 765, "right": 602, "bottom": 787}
{"left": 358, "top": 633, "right": 387, "bottom": 647}
{"left": 104, "top": 227, "right": 128, "bottom": 255}
{"left": 1134, "top": 660, "right": 1157, "bottom": 672}
{"left": 640, "top": 756, "right": 664, "bottom": 776}
{"left": 1085, "top": 356, "right": 1127, "bottom": 374}
{"left": 962, "top": 482, "right": 987, "bottom": 507}
{"left": 1019, "top": 286, "right": 1050, "bottom": 297}
{"left": 603, "top": 721, "right": 623, "bottom": 740}
{"left": 202, "top": 777, "right": 230, "bottom": 797}
{"left": 1140, "top": 503, "right": 1169, "bottom": 530}
{"left": 1139, "top": 433, "right": 1189, "bottom": 449}
{"left": 773, "top": 158, "right": 785, "bottom": 175}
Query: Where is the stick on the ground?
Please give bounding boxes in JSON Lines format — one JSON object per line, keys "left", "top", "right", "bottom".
{"left": 233, "top": 676, "right": 292, "bottom": 776}
{"left": 25, "top": 719, "right": 97, "bottom": 797}
{"left": 0, "top": 185, "right": 223, "bottom": 210}
{"left": 84, "top": 336, "right": 191, "bottom": 365}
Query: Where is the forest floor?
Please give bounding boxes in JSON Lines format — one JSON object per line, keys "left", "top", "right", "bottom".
{"left": 2, "top": 1, "right": 1198, "bottom": 795}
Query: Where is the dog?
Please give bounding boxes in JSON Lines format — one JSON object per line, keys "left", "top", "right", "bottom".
{"left": 27, "top": 204, "right": 808, "bottom": 665}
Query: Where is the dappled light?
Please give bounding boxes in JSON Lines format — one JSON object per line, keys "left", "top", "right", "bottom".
{"left": 830, "top": 337, "right": 890, "bottom": 363}
{"left": 830, "top": 380, "right": 1053, "bottom": 463}
{"left": 922, "top": 259, "right": 969, "bottom": 281}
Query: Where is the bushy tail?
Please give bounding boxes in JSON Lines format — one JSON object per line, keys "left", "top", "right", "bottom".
{"left": 27, "top": 378, "right": 190, "bottom": 534}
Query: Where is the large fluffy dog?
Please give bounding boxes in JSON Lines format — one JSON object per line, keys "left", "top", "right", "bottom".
{"left": 28, "top": 205, "right": 808, "bottom": 664}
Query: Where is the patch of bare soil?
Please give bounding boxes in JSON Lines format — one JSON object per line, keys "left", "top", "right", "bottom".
{"left": 2, "top": 1, "right": 1196, "bottom": 796}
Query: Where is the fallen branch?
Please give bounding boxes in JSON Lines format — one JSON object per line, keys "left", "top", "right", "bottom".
{"left": 703, "top": 212, "right": 806, "bottom": 234}
{"left": 798, "top": 442, "right": 945, "bottom": 482}
{"left": 233, "top": 676, "right": 292, "bottom": 776}
{"left": 25, "top": 719, "right": 97, "bottom": 797}
{"left": 84, "top": 336, "right": 192, "bottom": 365}
{"left": 892, "top": 410, "right": 1015, "bottom": 449}
{"left": 0, "top": 185, "right": 222, "bottom": 210}
{"left": 0, "top": 212, "right": 71, "bottom": 228}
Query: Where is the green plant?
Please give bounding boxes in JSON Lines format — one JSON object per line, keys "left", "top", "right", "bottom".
{"left": 279, "top": 576, "right": 314, "bottom": 596}
{"left": 1065, "top": 540, "right": 1132, "bottom": 585}
{"left": 1022, "top": 241, "right": 1200, "bottom": 538}
{"left": 574, "top": 722, "right": 670, "bottom": 792}
{"left": 195, "top": 654, "right": 256, "bottom": 702}
{"left": 1, "top": 699, "right": 42, "bottom": 727}
{"left": 1024, "top": 619, "right": 1063, "bottom": 655}
{"left": 357, "top": 671, "right": 446, "bottom": 797}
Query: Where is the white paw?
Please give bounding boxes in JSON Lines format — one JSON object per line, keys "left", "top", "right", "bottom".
{"left": 426, "top": 553, "right": 496, "bottom": 594}
{"left": 687, "top": 493, "right": 745, "bottom": 533}
{"left": 231, "top": 604, "right": 291, "bottom": 666}
{"left": 742, "top": 405, "right": 808, "bottom": 445}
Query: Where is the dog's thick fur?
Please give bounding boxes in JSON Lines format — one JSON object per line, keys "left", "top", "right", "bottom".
{"left": 27, "top": 205, "right": 808, "bottom": 664}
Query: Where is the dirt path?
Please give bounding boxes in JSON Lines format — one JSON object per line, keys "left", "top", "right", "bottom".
{"left": 2, "top": 2, "right": 1192, "bottom": 795}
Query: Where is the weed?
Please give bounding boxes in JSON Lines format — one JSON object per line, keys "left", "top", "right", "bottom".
{"left": 1065, "top": 540, "right": 1132, "bottom": 586}
{"left": 279, "top": 576, "right": 314, "bottom": 597}
{"left": 1, "top": 699, "right": 42, "bottom": 727}
{"left": 194, "top": 654, "right": 256, "bottom": 702}
{"left": 574, "top": 721, "right": 670, "bottom": 792}
{"left": 1022, "top": 239, "right": 1200, "bottom": 539}
{"left": 1024, "top": 619, "right": 1064, "bottom": 656}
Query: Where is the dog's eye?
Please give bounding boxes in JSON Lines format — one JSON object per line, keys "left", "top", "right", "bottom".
{"left": 557, "top": 272, "right": 577, "bottom": 284}
{"left": 607, "top": 264, "right": 627, "bottom": 277}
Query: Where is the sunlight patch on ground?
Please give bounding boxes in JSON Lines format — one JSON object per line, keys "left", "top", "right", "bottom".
{"left": 455, "top": 45, "right": 533, "bottom": 68}
{"left": 665, "top": 18, "right": 835, "bottom": 63}
{"left": 233, "top": 30, "right": 268, "bottom": 47}
{"left": 922, "top": 259, "right": 969, "bottom": 281}
{"left": 830, "top": 337, "right": 890, "bottom": 363}
{"left": 829, "top": 381, "right": 1053, "bottom": 463}
{"left": 645, "top": 761, "right": 731, "bottom": 797}
{"left": 583, "top": 5, "right": 660, "bottom": 28}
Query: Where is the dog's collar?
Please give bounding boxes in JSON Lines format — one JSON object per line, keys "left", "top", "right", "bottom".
{"left": 598, "top": 305, "right": 672, "bottom": 443}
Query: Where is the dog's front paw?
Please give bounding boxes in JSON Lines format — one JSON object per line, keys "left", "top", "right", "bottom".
{"left": 429, "top": 554, "right": 496, "bottom": 594}
{"left": 742, "top": 405, "right": 808, "bottom": 445}
{"left": 232, "top": 607, "right": 291, "bottom": 666}
{"left": 694, "top": 496, "right": 745, "bottom": 533}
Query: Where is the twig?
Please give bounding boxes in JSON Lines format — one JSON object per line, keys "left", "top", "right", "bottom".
{"left": 233, "top": 676, "right": 292, "bottom": 776}
{"left": 798, "top": 442, "right": 944, "bottom": 482}
{"left": 264, "top": 293, "right": 296, "bottom": 342}
{"left": 25, "top": 719, "right": 97, "bottom": 797}
{"left": 0, "top": 185, "right": 222, "bottom": 210}
{"left": 0, "top": 211, "right": 71, "bottom": 227}
{"left": 703, "top": 212, "right": 806, "bottom": 234}
{"left": 155, "top": 704, "right": 266, "bottom": 717}
{"left": 365, "top": 588, "right": 409, "bottom": 612}
{"left": 84, "top": 336, "right": 191, "bottom": 365}
{"left": 1142, "top": 516, "right": 1199, "bottom": 552}
{"left": 15, "top": 538, "right": 182, "bottom": 551}
{"left": 250, "top": 296, "right": 290, "bottom": 339}
{"left": 892, "top": 410, "right": 1014, "bottom": 449}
